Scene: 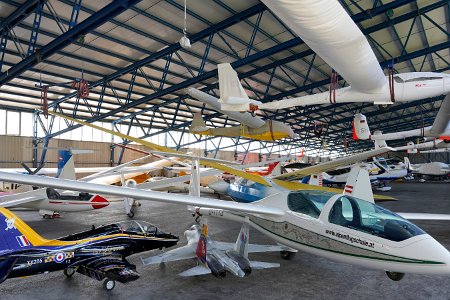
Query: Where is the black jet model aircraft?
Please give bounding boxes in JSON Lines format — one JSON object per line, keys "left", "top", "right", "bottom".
{"left": 0, "top": 208, "right": 178, "bottom": 290}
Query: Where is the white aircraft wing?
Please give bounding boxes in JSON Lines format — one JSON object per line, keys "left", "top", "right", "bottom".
{"left": 179, "top": 265, "right": 211, "bottom": 277}
{"left": 273, "top": 147, "right": 394, "bottom": 181}
{"left": 250, "top": 261, "right": 280, "bottom": 269}
{"left": 430, "top": 93, "right": 450, "bottom": 136}
{"left": 141, "top": 246, "right": 196, "bottom": 265}
{"left": 260, "top": 0, "right": 386, "bottom": 93}
{"left": 0, "top": 196, "right": 44, "bottom": 208}
{"left": 0, "top": 172, "right": 284, "bottom": 217}
{"left": 213, "top": 242, "right": 296, "bottom": 254}
{"left": 136, "top": 169, "right": 221, "bottom": 190}
{"left": 398, "top": 213, "right": 450, "bottom": 220}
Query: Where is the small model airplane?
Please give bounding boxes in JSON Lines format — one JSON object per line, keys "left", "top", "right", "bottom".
{"left": 216, "top": 1, "right": 450, "bottom": 112}
{"left": 142, "top": 223, "right": 292, "bottom": 278}
{"left": 0, "top": 150, "right": 109, "bottom": 218}
{"left": 0, "top": 207, "right": 178, "bottom": 290}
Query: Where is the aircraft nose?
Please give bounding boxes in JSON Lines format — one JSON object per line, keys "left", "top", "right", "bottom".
{"left": 410, "top": 236, "right": 450, "bottom": 274}
{"left": 90, "top": 195, "right": 110, "bottom": 210}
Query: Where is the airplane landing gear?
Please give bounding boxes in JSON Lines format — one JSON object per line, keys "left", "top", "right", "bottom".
{"left": 43, "top": 212, "right": 61, "bottom": 219}
{"left": 386, "top": 271, "right": 405, "bottom": 281}
{"left": 127, "top": 211, "right": 135, "bottom": 218}
{"left": 280, "top": 251, "right": 296, "bottom": 260}
{"left": 63, "top": 267, "right": 76, "bottom": 277}
{"left": 103, "top": 279, "right": 116, "bottom": 291}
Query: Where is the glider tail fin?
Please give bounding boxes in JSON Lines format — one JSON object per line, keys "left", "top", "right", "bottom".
{"left": 218, "top": 63, "right": 250, "bottom": 111}
{"left": 190, "top": 113, "right": 209, "bottom": 133}
{"left": 343, "top": 165, "right": 374, "bottom": 203}
{"left": 372, "top": 131, "right": 387, "bottom": 149}
{"left": 0, "top": 208, "right": 47, "bottom": 252}
{"left": 352, "top": 113, "right": 371, "bottom": 140}
{"left": 234, "top": 222, "right": 250, "bottom": 258}
{"left": 56, "top": 150, "right": 76, "bottom": 180}
{"left": 265, "top": 162, "right": 280, "bottom": 176}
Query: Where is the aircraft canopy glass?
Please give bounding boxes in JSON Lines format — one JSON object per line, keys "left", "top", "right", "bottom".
{"left": 117, "top": 220, "right": 157, "bottom": 235}
{"left": 328, "top": 195, "right": 425, "bottom": 242}
{"left": 287, "top": 191, "right": 337, "bottom": 218}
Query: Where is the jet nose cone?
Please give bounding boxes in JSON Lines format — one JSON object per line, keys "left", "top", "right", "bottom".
{"left": 91, "top": 195, "right": 110, "bottom": 210}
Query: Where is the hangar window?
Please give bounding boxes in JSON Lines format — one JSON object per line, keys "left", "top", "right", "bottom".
{"left": 287, "top": 191, "right": 336, "bottom": 218}
{"left": 328, "top": 196, "right": 425, "bottom": 242}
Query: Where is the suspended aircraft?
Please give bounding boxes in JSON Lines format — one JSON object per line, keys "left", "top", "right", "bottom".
{"left": 2, "top": 163, "right": 450, "bottom": 281}
{"left": 0, "top": 150, "right": 109, "bottom": 218}
{"left": 215, "top": 1, "right": 450, "bottom": 112}
{"left": 353, "top": 94, "right": 450, "bottom": 144}
{"left": 187, "top": 85, "right": 295, "bottom": 141}
{"left": 142, "top": 223, "right": 291, "bottom": 278}
{"left": 0, "top": 207, "right": 178, "bottom": 290}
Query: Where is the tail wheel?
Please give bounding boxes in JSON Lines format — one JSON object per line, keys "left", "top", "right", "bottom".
{"left": 103, "top": 279, "right": 116, "bottom": 291}
{"left": 280, "top": 251, "right": 296, "bottom": 260}
{"left": 386, "top": 271, "right": 405, "bottom": 281}
{"left": 63, "top": 268, "right": 76, "bottom": 277}
{"left": 127, "top": 211, "right": 135, "bottom": 218}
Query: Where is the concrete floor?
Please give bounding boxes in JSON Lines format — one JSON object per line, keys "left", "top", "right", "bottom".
{"left": 1, "top": 182, "right": 449, "bottom": 300}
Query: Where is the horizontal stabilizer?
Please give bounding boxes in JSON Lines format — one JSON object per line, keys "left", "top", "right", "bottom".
{"left": 179, "top": 265, "right": 211, "bottom": 277}
{"left": 250, "top": 261, "right": 280, "bottom": 270}
{"left": 141, "top": 246, "right": 196, "bottom": 266}
{"left": 214, "top": 242, "right": 296, "bottom": 254}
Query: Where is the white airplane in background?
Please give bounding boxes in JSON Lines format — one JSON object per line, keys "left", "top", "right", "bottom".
{"left": 142, "top": 222, "right": 292, "bottom": 278}
{"left": 215, "top": 1, "right": 450, "bottom": 112}
{"left": 404, "top": 157, "right": 450, "bottom": 180}
{"left": 0, "top": 150, "right": 109, "bottom": 218}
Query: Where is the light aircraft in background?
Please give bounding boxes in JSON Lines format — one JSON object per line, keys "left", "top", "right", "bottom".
{"left": 0, "top": 207, "right": 178, "bottom": 290}
{"left": 215, "top": 1, "right": 450, "bottom": 112}
{"left": 404, "top": 157, "right": 450, "bottom": 180}
{"left": 2, "top": 162, "right": 450, "bottom": 281}
{"left": 142, "top": 223, "right": 292, "bottom": 278}
{"left": 0, "top": 150, "right": 109, "bottom": 218}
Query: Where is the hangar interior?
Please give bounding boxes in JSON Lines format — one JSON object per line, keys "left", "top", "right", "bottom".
{"left": 0, "top": 0, "right": 449, "bottom": 298}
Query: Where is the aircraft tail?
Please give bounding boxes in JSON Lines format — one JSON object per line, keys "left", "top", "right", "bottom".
{"left": 352, "top": 113, "right": 371, "bottom": 140}
{"left": 430, "top": 93, "right": 450, "bottom": 135}
{"left": 190, "top": 113, "right": 209, "bottom": 133}
{"left": 218, "top": 63, "right": 250, "bottom": 110}
{"left": 266, "top": 162, "right": 280, "bottom": 176}
{"left": 195, "top": 224, "right": 208, "bottom": 264}
{"left": 404, "top": 157, "right": 412, "bottom": 172}
{"left": 56, "top": 150, "right": 76, "bottom": 180}
{"left": 406, "top": 141, "right": 418, "bottom": 154}
{"left": 372, "top": 131, "right": 387, "bottom": 149}
{"left": 343, "top": 165, "right": 374, "bottom": 203}
{"left": 189, "top": 159, "right": 201, "bottom": 197}
{"left": 234, "top": 222, "right": 249, "bottom": 258}
{"left": 0, "top": 208, "right": 48, "bottom": 252}
{"left": 308, "top": 173, "right": 323, "bottom": 186}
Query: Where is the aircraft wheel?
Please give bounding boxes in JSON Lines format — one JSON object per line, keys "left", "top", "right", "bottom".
{"left": 103, "top": 279, "right": 116, "bottom": 291}
{"left": 127, "top": 211, "right": 135, "bottom": 218}
{"left": 280, "top": 251, "right": 296, "bottom": 260}
{"left": 386, "top": 271, "right": 405, "bottom": 281}
{"left": 64, "top": 268, "right": 76, "bottom": 277}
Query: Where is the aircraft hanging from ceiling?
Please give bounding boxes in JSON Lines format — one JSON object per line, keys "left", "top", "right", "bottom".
{"left": 1, "top": 164, "right": 450, "bottom": 281}
{"left": 186, "top": 64, "right": 295, "bottom": 141}
{"left": 216, "top": 0, "right": 450, "bottom": 112}
{"left": 142, "top": 223, "right": 292, "bottom": 278}
{"left": 0, "top": 208, "right": 178, "bottom": 291}
{"left": 0, "top": 150, "right": 109, "bottom": 218}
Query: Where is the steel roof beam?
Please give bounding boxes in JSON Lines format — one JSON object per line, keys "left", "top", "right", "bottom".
{"left": 0, "top": 0, "right": 40, "bottom": 34}
{"left": 0, "top": 0, "right": 143, "bottom": 86}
